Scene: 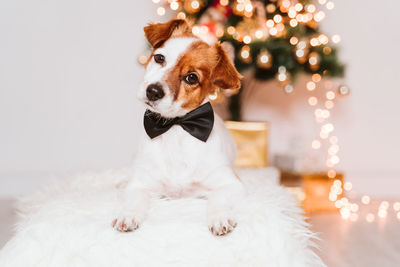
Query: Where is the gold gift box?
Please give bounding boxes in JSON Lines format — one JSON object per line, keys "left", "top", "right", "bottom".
{"left": 225, "top": 121, "right": 269, "bottom": 168}
{"left": 302, "top": 173, "right": 344, "bottom": 214}
{"left": 281, "top": 171, "right": 344, "bottom": 214}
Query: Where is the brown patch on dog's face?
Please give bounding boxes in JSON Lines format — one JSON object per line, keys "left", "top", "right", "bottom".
{"left": 165, "top": 41, "right": 213, "bottom": 110}
{"left": 164, "top": 41, "right": 242, "bottom": 110}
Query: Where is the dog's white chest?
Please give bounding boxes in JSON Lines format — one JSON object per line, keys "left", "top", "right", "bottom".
{"left": 136, "top": 114, "right": 236, "bottom": 198}
{"left": 153, "top": 126, "right": 208, "bottom": 182}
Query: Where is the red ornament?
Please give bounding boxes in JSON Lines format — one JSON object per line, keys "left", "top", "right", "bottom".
{"left": 211, "top": 0, "right": 232, "bottom": 18}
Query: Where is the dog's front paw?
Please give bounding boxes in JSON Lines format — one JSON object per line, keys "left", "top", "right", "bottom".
{"left": 112, "top": 215, "right": 140, "bottom": 232}
{"left": 208, "top": 217, "right": 237, "bottom": 236}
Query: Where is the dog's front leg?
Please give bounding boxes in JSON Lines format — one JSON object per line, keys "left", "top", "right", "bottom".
{"left": 112, "top": 167, "right": 154, "bottom": 232}
{"left": 204, "top": 167, "right": 245, "bottom": 236}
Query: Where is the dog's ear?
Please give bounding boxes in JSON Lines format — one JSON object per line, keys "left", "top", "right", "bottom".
{"left": 144, "top": 19, "right": 192, "bottom": 49}
{"left": 211, "top": 43, "right": 242, "bottom": 92}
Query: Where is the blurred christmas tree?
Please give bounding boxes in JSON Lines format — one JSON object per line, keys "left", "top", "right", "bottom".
{"left": 149, "top": 0, "right": 345, "bottom": 121}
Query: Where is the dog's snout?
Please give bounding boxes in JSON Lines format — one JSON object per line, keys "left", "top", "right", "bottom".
{"left": 146, "top": 84, "right": 165, "bottom": 101}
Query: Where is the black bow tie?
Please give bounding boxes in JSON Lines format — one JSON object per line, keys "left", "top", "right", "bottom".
{"left": 143, "top": 102, "right": 214, "bottom": 142}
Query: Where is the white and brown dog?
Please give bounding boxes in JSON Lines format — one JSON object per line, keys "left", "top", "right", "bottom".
{"left": 112, "top": 19, "right": 244, "bottom": 236}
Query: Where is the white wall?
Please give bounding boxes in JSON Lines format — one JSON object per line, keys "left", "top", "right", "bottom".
{"left": 0, "top": 0, "right": 159, "bottom": 196}
{"left": 1, "top": 0, "right": 399, "bottom": 197}
{"left": 323, "top": 0, "right": 400, "bottom": 197}
{"left": 0, "top": 0, "right": 157, "bottom": 172}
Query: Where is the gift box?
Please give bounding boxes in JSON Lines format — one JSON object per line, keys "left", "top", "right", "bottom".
{"left": 225, "top": 121, "right": 269, "bottom": 168}
{"left": 281, "top": 171, "right": 344, "bottom": 214}
{"left": 302, "top": 172, "right": 344, "bottom": 214}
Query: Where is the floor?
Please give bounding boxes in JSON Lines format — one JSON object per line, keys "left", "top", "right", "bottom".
{"left": 311, "top": 210, "right": 400, "bottom": 266}
{"left": 1, "top": 199, "right": 400, "bottom": 266}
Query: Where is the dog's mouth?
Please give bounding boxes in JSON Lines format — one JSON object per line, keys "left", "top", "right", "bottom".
{"left": 145, "top": 101, "right": 154, "bottom": 108}
{"left": 144, "top": 101, "right": 159, "bottom": 114}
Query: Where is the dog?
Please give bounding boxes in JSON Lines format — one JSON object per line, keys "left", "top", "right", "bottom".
{"left": 112, "top": 19, "right": 245, "bottom": 236}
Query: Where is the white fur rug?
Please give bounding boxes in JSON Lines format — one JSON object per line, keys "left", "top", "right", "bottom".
{"left": 0, "top": 168, "right": 324, "bottom": 267}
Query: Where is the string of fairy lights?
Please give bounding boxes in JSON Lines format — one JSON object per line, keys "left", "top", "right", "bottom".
{"left": 148, "top": 0, "right": 400, "bottom": 223}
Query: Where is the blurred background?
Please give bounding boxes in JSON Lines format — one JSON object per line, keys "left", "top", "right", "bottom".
{"left": 1, "top": 0, "right": 400, "bottom": 266}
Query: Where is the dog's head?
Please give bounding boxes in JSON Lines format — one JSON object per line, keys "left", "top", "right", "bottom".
{"left": 139, "top": 19, "right": 241, "bottom": 118}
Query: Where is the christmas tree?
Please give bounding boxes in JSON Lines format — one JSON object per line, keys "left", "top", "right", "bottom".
{"left": 148, "top": 0, "right": 345, "bottom": 121}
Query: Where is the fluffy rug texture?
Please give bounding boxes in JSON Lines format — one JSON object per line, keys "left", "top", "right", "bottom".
{"left": 0, "top": 168, "right": 324, "bottom": 267}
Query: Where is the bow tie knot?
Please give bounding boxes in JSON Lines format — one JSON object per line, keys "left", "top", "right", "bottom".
{"left": 143, "top": 102, "right": 214, "bottom": 142}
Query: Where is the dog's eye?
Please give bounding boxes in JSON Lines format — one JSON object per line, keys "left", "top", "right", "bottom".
{"left": 184, "top": 73, "right": 199, "bottom": 85}
{"left": 154, "top": 54, "right": 165, "bottom": 64}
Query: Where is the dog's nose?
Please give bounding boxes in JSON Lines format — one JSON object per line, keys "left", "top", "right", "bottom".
{"left": 146, "top": 84, "right": 165, "bottom": 101}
